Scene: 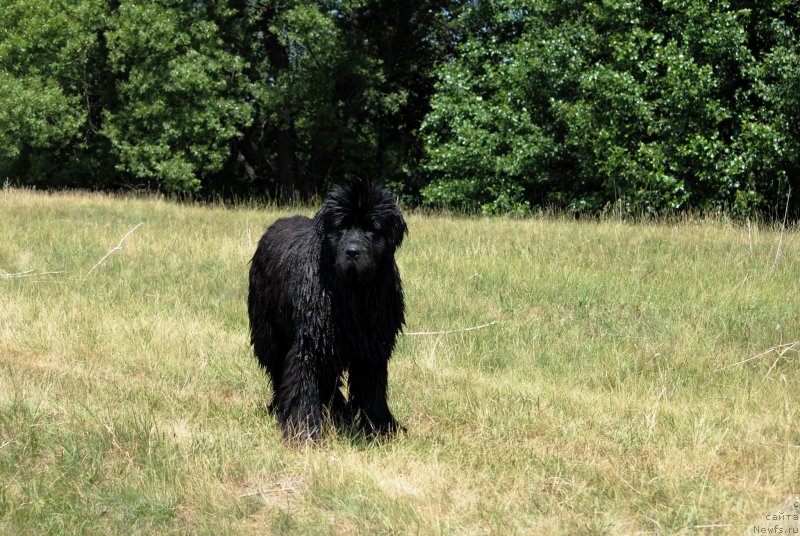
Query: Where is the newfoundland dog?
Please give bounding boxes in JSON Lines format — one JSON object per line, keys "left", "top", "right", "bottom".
{"left": 248, "top": 181, "right": 407, "bottom": 440}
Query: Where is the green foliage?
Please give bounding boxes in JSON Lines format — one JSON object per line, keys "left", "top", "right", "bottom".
{"left": 421, "top": 0, "right": 800, "bottom": 216}
{"left": 0, "top": 0, "right": 109, "bottom": 184}
{"left": 0, "top": 73, "right": 81, "bottom": 159}
{"left": 243, "top": 1, "right": 381, "bottom": 196}
{"left": 232, "top": 1, "right": 460, "bottom": 198}
{"left": 103, "top": 0, "right": 252, "bottom": 192}
{"left": 0, "top": 0, "right": 798, "bottom": 217}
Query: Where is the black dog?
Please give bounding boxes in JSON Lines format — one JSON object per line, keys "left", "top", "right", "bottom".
{"left": 248, "top": 182, "right": 407, "bottom": 440}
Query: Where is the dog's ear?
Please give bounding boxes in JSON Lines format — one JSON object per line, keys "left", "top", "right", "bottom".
{"left": 387, "top": 209, "right": 407, "bottom": 250}
{"left": 314, "top": 183, "right": 346, "bottom": 239}
{"left": 368, "top": 183, "right": 407, "bottom": 250}
{"left": 313, "top": 200, "right": 328, "bottom": 239}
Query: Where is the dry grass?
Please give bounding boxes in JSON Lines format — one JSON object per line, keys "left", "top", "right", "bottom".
{"left": 0, "top": 187, "right": 798, "bottom": 534}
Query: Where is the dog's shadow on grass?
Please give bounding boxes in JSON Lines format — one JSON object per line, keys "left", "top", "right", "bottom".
{"left": 326, "top": 413, "right": 407, "bottom": 449}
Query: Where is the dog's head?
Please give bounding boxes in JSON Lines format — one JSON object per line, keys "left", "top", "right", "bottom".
{"left": 315, "top": 181, "right": 407, "bottom": 285}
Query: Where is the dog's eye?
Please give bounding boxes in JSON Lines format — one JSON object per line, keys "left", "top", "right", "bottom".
{"left": 366, "top": 220, "right": 381, "bottom": 232}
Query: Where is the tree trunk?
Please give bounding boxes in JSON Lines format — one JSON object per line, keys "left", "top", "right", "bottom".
{"left": 263, "top": 8, "right": 298, "bottom": 200}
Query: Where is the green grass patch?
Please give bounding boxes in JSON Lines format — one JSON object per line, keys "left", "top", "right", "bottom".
{"left": 1, "top": 188, "right": 798, "bottom": 533}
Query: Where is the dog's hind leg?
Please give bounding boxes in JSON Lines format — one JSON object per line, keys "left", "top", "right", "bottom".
{"left": 250, "top": 325, "right": 285, "bottom": 414}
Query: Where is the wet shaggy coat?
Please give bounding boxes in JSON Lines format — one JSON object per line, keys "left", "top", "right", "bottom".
{"left": 248, "top": 183, "right": 407, "bottom": 440}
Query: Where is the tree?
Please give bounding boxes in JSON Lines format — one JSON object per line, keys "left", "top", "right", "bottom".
{"left": 421, "top": 0, "right": 800, "bottom": 216}
{"left": 103, "top": 0, "right": 253, "bottom": 192}
{"left": 1, "top": 0, "right": 797, "bottom": 217}
{"left": 228, "top": 0, "right": 464, "bottom": 200}
{"left": 0, "top": 0, "right": 114, "bottom": 186}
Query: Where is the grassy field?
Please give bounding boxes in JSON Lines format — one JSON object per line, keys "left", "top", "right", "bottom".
{"left": 0, "top": 187, "right": 798, "bottom": 534}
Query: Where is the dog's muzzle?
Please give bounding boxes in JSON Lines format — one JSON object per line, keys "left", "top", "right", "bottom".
{"left": 335, "top": 232, "right": 375, "bottom": 284}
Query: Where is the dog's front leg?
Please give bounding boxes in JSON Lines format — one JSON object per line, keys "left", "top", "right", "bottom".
{"left": 348, "top": 360, "right": 400, "bottom": 437}
{"left": 273, "top": 343, "right": 322, "bottom": 441}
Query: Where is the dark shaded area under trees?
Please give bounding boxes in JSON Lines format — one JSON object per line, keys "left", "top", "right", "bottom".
{"left": 1, "top": 0, "right": 798, "bottom": 217}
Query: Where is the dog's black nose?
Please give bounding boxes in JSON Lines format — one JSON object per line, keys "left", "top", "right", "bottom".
{"left": 345, "top": 247, "right": 361, "bottom": 259}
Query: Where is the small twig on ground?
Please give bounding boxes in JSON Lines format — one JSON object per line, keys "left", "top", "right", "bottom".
{"left": 772, "top": 187, "right": 791, "bottom": 270}
{"left": 1, "top": 269, "right": 64, "bottom": 280}
{"left": 617, "top": 474, "right": 643, "bottom": 496}
{"left": 238, "top": 482, "right": 297, "bottom": 499}
{"left": 739, "top": 438, "right": 800, "bottom": 449}
{"left": 0, "top": 269, "right": 34, "bottom": 279}
{"left": 85, "top": 222, "right": 144, "bottom": 277}
{"left": 0, "top": 440, "right": 10, "bottom": 449}
{"left": 404, "top": 320, "right": 499, "bottom": 336}
{"left": 765, "top": 351, "right": 788, "bottom": 381}
{"left": 715, "top": 341, "right": 799, "bottom": 372}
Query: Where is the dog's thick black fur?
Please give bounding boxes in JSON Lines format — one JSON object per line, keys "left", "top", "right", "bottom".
{"left": 248, "top": 182, "right": 407, "bottom": 440}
